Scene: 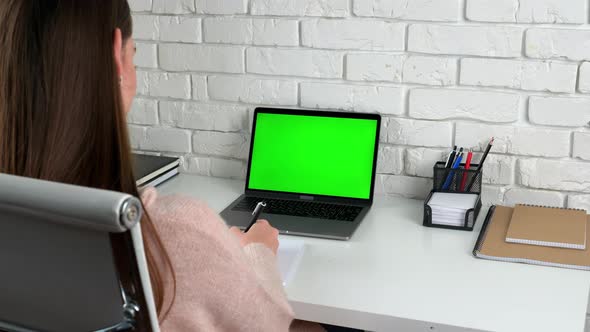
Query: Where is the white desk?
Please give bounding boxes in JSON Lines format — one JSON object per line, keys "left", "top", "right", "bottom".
{"left": 159, "top": 174, "right": 590, "bottom": 332}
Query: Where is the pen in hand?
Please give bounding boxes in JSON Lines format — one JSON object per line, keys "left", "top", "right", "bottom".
{"left": 244, "top": 201, "right": 267, "bottom": 233}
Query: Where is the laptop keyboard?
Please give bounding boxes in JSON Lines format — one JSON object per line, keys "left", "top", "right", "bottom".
{"left": 232, "top": 197, "right": 363, "bottom": 222}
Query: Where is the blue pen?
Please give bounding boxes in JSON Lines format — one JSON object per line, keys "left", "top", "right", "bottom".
{"left": 442, "top": 150, "right": 463, "bottom": 190}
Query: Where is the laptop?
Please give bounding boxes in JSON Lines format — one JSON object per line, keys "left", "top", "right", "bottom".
{"left": 220, "top": 108, "right": 381, "bottom": 240}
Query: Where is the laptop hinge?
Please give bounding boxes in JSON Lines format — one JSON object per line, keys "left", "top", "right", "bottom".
{"left": 244, "top": 190, "right": 371, "bottom": 206}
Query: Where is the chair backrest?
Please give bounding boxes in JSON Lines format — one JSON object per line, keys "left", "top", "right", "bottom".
{"left": 0, "top": 173, "right": 160, "bottom": 332}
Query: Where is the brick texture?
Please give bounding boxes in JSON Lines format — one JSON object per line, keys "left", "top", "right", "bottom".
{"left": 408, "top": 24, "right": 523, "bottom": 57}
{"left": 128, "top": 0, "right": 590, "bottom": 204}
{"left": 467, "top": 0, "right": 587, "bottom": 24}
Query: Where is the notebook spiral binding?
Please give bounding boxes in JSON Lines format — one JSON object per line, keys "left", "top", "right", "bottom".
{"left": 516, "top": 203, "right": 586, "bottom": 212}
{"left": 473, "top": 206, "right": 496, "bottom": 254}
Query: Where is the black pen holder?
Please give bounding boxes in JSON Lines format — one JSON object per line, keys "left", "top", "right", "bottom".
{"left": 433, "top": 162, "right": 482, "bottom": 193}
{"left": 423, "top": 162, "right": 483, "bottom": 231}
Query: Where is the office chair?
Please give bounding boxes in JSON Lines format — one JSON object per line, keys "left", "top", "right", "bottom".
{"left": 0, "top": 173, "right": 160, "bottom": 332}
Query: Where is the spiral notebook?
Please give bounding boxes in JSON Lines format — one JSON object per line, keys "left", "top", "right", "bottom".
{"left": 505, "top": 204, "right": 587, "bottom": 250}
{"left": 474, "top": 206, "right": 590, "bottom": 271}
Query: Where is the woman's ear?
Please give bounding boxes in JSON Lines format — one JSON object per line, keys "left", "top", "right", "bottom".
{"left": 113, "top": 28, "right": 123, "bottom": 77}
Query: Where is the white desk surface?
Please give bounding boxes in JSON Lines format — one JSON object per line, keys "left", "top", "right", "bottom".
{"left": 158, "top": 174, "right": 590, "bottom": 332}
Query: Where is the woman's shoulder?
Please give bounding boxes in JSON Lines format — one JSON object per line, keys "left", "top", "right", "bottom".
{"left": 141, "top": 186, "right": 203, "bottom": 208}
{"left": 140, "top": 187, "right": 227, "bottom": 234}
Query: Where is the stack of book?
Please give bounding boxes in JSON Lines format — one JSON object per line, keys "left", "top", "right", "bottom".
{"left": 474, "top": 204, "right": 590, "bottom": 270}
{"left": 133, "top": 153, "right": 180, "bottom": 189}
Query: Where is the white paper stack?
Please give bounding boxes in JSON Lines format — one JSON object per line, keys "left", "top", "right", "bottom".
{"left": 427, "top": 193, "right": 479, "bottom": 227}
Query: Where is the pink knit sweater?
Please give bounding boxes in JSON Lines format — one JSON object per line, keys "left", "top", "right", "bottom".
{"left": 141, "top": 188, "right": 323, "bottom": 332}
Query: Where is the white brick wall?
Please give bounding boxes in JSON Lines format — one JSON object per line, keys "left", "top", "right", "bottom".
{"left": 376, "top": 174, "right": 433, "bottom": 199}
{"left": 301, "top": 19, "right": 405, "bottom": 51}
{"left": 482, "top": 155, "right": 515, "bottom": 185}
{"left": 192, "top": 75, "right": 208, "bottom": 101}
{"left": 377, "top": 146, "right": 404, "bottom": 175}
{"left": 300, "top": 82, "right": 403, "bottom": 114}
{"left": 210, "top": 158, "right": 247, "bottom": 179}
{"left": 467, "top": 0, "right": 587, "bottom": 24}
{"left": 380, "top": 118, "right": 452, "bottom": 147}
{"left": 354, "top": 0, "right": 460, "bottom": 22}
{"left": 134, "top": 43, "right": 157, "bottom": 68}
{"left": 129, "top": 0, "right": 590, "bottom": 206}
{"left": 579, "top": 62, "right": 590, "bottom": 92}
{"left": 517, "top": 159, "right": 590, "bottom": 193}
{"left": 460, "top": 58, "right": 577, "bottom": 93}
{"left": 137, "top": 71, "right": 191, "bottom": 99}
{"left": 405, "top": 148, "right": 446, "bottom": 178}
{"left": 196, "top": 0, "right": 247, "bottom": 14}
{"left": 409, "top": 89, "right": 520, "bottom": 122}
{"left": 504, "top": 188, "right": 565, "bottom": 208}
{"left": 159, "top": 44, "right": 244, "bottom": 73}
{"left": 128, "top": 125, "right": 146, "bottom": 150}
{"left": 573, "top": 132, "right": 590, "bottom": 161}
{"left": 346, "top": 53, "right": 405, "bottom": 82}
{"left": 159, "top": 16, "right": 201, "bottom": 43}
{"left": 153, "top": 0, "right": 194, "bottom": 14}
{"left": 251, "top": 0, "right": 349, "bottom": 17}
{"left": 132, "top": 15, "right": 159, "bottom": 40}
{"left": 159, "top": 101, "right": 249, "bottom": 132}
{"left": 481, "top": 186, "right": 506, "bottom": 206}
{"left": 141, "top": 127, "right": 191, "bottom": 153}
{"left": 455, "top": 123, "right": 571, "bottom": 157}
{"left": 129, "top": 0, "right": 151, "bottom": 12}
{"left": 252, "top": 19, "right": 299, "bottom": 46}
{"left": 569, "top": 195, "right": 590, "bottom": 210}
{"left": 193, "top": 131, "right": 249, "bottom": 159}
{"left": 408, "top": 24, "right": 523, "bottom": 57}
{"left": 346, "top": 54, "right": 457, "bottom": 86}
{"left": 247, "top": 48, "right": 342, "bottom": 78}
{"left": 403, "top": 56, "right": 457, "bottom": 86}
{"left": 528, "top": 96, "right": 590, "bottom": 127}
{"left": 526, "top": 29, "right": 590, "bottom": 61}
{"left": 208, "top": 76, "right": 297, "bottom": 105}
{"left": 129, "top": 99, "right": 158, "bottom": 125}
{"left": 203, "top": 17, "right": 252, "bottom": 44}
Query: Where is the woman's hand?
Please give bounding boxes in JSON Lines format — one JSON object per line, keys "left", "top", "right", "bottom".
{"left": 230, "top": 219, "right": 279, "bottom": 254}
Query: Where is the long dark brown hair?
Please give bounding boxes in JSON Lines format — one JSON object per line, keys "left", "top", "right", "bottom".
{"left": 0, "top": 0, "right": 175, "bottom": 321}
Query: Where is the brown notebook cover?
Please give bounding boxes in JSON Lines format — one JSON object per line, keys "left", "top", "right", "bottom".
{"left": 474, "top": 206, "right": 590, "bottom": 271}
{"left": 505, "top": 204, "right": 587, "bottom": 250}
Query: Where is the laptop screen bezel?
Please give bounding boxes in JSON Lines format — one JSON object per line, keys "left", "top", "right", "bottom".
{"left": 244, "top": 107, "right": 381, "bottom": 205}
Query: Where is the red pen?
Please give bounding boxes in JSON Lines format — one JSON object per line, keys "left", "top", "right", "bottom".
{"left": 460, "top": 149, "right": 473, "bottom": 192}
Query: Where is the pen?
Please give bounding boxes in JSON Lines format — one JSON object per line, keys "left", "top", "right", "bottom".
{"left": 467, "top": 138, "right": 494, "bottom": 191}
{"left": 459, "top": 150, "right": 473, "bottom": 192}
{"left": 244, "top": 201, "right": 267, "bottom": 233}
{"left": 452, "top": 147, "right": 463, "bottom": 166}
{"left": 442, "top": 149, "right": 463, "bottom": 190}
{"left": 445, "top": 145, "right": 458, "bottom": 168}
{"left": 440, "top": 145, "right": 458, "bottom": 190}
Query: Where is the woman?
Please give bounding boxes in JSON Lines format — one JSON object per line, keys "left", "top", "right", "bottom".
{"left": 0, "top": 1, "right": 324, "bottom": 331}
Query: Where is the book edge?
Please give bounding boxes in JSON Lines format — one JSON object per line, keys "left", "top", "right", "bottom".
{"left": 505, "top": 237, "right": 586, "bottom": 250}
{"left": 473, "top": 252, "right": 590, "bottom": 271}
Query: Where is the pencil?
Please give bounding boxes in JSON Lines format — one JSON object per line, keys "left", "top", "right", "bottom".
{"left": 466, "top": 138, "right": 494, "bottom": 191}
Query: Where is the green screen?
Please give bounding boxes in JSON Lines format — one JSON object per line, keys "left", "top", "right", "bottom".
{"left": 248, "top": 113, "right": 378, "bottom": 199}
